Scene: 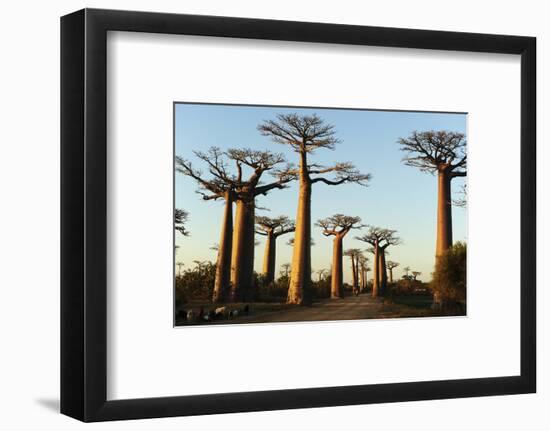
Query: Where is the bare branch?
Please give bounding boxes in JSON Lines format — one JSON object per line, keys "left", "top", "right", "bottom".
{"left": 256, "top": 215, "right": 296, "bottom": 237}
{"left": 310, "top": 162, "right": 371, "bottom": 187}
{"left": 316, "top": 214, "right": 363, "bottom": 237}
{"left": 386, "top": 260, "right": 400, "bottom": 270}
{"left": 174, "top": 208, "right": 189, "bottom": 236}
{"left": 258, "top": 113, "right": 340, "bottom": 153}
{"left": 453, "top": 184, "right": 468, "bottom": 208}
{"left": 356, "top": 226, "right": 400, "bottom": 249}
{"left": 398, "top": 130, "right": 467, "bottom": 175}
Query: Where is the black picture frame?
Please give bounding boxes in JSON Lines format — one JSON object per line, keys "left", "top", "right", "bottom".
{"left": 61, "top": 8, "right": 536, "bottom": 422}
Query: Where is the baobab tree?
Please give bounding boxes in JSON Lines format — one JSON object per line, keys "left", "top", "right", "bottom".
{"left": 399, "top": 130, "right": 466, "bottom": 258}
{"left": 316, "top": 214, "right": 363, "bottom": 299}
{"left": 376, "top": 229, "right": 401, "bottom": 291}
{"left": 176, "top": 262, "right": 185, "bottom": 277}
{"left": 316, "top": 268, "right": 329, "bottom": 282}
{"left": 256, "top": 215, "right": 295, "bottom": 284}
{"left": 412, "top": 271, "right": 422, "bottom": 281}
{"left": 356, "top": 227, "right": 400, "bottom": 297}
{"left": 175, "top": 208, "right": 189, "bottom": 237}
{"left": 403, "top": 266, "right": 411, "bottom": 278}
{"left": 259, "top": 114, "right": 371, "bottom": 304}
{"left": 176, "top": 147, "right": 294, "bottom": 302}
{"left": 344, "top": 248, "right": 362, "bottom": 295}
{"left": 226, "top": 149, "right": 295, "bottom": 301}
{"left": 280, "top": 263, "right": 291, "bottom": 278}
{"left": 386, "top": 260, "right": 399, "bottom": 283}
{"left": 176, "top": 149, "right": 234, "bottom": 302}
{"left": 358, "top": 254, "right": 369, "bottom": 292}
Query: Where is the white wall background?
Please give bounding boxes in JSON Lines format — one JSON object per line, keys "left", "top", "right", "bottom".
{"left": 0, "top": 0, "right": 546, "bottom": 429}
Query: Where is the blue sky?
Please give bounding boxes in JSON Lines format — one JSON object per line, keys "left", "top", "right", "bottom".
{"left": 175, "top": 103, "right": 467, "bottom": 283}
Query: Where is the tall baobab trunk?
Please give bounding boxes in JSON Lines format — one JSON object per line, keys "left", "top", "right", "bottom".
{"left": 230, "top": 197, "right": 255, "bottom": 301}
{"left": 360, "top": 266, "right": 366, "bottom": 291}
{"left": 288, "top": 152, "right": 311, "bottom": 305}
{"left": 331, "top": 235, "right": 344, "bottom": 299}
{"left": 350, "top": 255, "right": 359, "bottom": 293}
{"left": 262, "top": 230, "right": 276, "bottom": 284}
{"left": 436, "top": 169, "right": 453, "bottom": 258}
{"left": 212, "top": 193, "right": 233, "bottom": 302}
{"left": 378, "top": 249, "right": 388, "bottom": 294}
{"left": 372, "top": 242, "right": 379, "bottom": 298}
{"left": 388, "top": 267, "right": 394, "bottom": 284}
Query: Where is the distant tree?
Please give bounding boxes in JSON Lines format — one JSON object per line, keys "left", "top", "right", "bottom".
{"left": 280, "top": 263, "right": 291, "bottom": 278}
{"left": 411, "top": 271, "right": 421, "bottom": 281}
{"left": 398, "top": 130, "right": 466, "bottom": 259}
{"left": 356, "top": 227, "right": 400, "bottom": 297}
{"left": 386, "top": 260, "right": 399, "bottom": 283}
{"left": 316, "top": 268, "right": 329, "bottom": 282}
{"left": 357, "top": 254, "right": 369, "bottom": 292}
{"left": 344, "top": 248, "right": 362, "bottom": 295}
{"left": 259, "top": 114, "right": 371, "bottom": 304}
{"left": 176, "top": 262, "right": 185, "bottom": 277}
{"left": 317, "top": 214, "right": 363, "bottom": 298}
{"left": 256, "top": 215, "right": 295, "bottom": 284}
{"left": 403, "top": 266, "right": 411, "bottom": 278}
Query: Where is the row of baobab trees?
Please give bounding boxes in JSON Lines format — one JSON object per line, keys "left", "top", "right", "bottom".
{"left": 176, "top": 113, "right": 467, "bottom": 306}
{"left": 257, "top": 215, "right": 404, "bottom": 299}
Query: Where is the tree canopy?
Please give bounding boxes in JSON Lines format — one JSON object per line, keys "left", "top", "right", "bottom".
{"left": 255, "top": 215, "right": 295, "bottom": 237}
{"left": 316, "top": 214, "right": 363, "bottom": 236}
{"left": 398, "top": 130, "right": 467, "bottom": 175}
{"left": 175, "top": 208, "right": 189, "bottom": 236}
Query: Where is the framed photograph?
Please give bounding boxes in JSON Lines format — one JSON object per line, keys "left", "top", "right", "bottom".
{"left": 61, "top": 8, "right": 536, "bottom": 422}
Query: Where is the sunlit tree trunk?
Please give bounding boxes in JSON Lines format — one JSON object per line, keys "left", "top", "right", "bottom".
{"left": 436, "top": 169, "right": 453, "bottom": 258}
{"left": 288, "top": 152, "right": 311, "bottom": 304}
{"left": 331, "top": 235, "right": 344, "bottom": 299}
{"left": 230, "top": 197, "right": 255, "bottom": 301}
{"left": 378, "top": 249, "right": 388, "bottom": 294}
{"left": 212, "top": 192, "right": 233, "bottom": 302}
{"left": 262, "top": 230, "right": 276, "bottom": 284}
{"left": 351, "top": 255, "right": 359, "bottom": 293}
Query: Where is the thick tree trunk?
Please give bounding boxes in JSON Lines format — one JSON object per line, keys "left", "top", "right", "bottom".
{"left": 230, "top": 198, "right": 255, "bottom": 301}
{"left": 372, "top": 242, "right": 379, "bottom": 297}
{"left": 212, "top": 193, "right": 233, "bottom": 302}
{"left": 379, "top": 249, "right": 388, "bottom": 294}
{"left": 288, "top": 152, "right": 312, "bottom": 305}
{"left": 360, "top": 266, "right": 365, "bottom": 291}
{"left": 351, "top": 255, "right": 358, "bottom": 293}
{"left": 436, "top": 170, "right": 453, "bottom": 258}
{"left": 262, "top": 230, "right": 276, "bottom": 284}
{"left": 331, "top": 235, "right": 344, "bottom": 299}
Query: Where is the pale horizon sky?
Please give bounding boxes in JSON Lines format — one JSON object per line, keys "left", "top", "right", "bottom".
{"left": 175, "top": 103, "right": 467, "bottom": 283}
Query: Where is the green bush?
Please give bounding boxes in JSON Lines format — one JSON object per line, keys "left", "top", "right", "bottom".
{"left": 431, "top": 241, "right": 467, "bottom": 309}
{"left": 175, "top": 261, "right": 216, "bottom": 302}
